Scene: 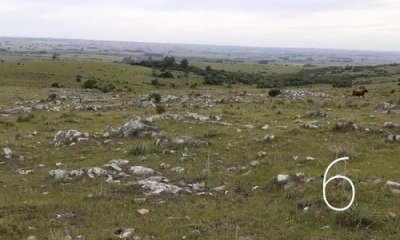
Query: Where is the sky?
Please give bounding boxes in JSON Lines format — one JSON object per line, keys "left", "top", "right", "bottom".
{"left": 0, "top": 0, "right": 399, "bottom": 51}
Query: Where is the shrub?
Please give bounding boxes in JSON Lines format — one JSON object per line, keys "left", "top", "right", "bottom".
{"left": 17, "top": 113, "right": 35, "bottom": 122}
{"left": 48, "top": 93, "right": 57, "bottom": 101}
{"left": 51, "top": 83, "right": 62, "bottom": 88}
{"left": 76, "top": 75, "right": 82, "bottom": 82}
{"left": 83, "top": 79, "right": 97, "bottom": 89}
{"left": 333, "top": 121, "right": 358, "bottom": 132}
{"left": 100, "top": 83, "right": 115, "bottom": 93}
{"left": 155, "top": 104, "right": 166, "bottom": 114}
{"left": 151, "top": 79, "right": 165, "bottom": 86}
{"left": 158, "top": 71, "right": 174, "bottom": 78}
{"left": 149, "top": 93, "right": 162, "bottom": 103}
{"left": 268, "top": 88, "right": 281, "bottom": 97}
{"left": 129, "top": 145, "right": 148, "bottom": 156}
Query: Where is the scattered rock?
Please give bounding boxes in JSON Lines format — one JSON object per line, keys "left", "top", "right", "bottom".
{"left": 250, "top": 160, "right": 260, "bottom": 166}
{"left": 303, "top": 122, "right": 319, "bottom": 129}
{"left": 134, "top": 198, "right": 147, "bottom": 204}
{"left": 277, "top": 174, "right": 290, "bottom": 183}
{"left": 386, "top": 180, "right": 400, "bottom": 187}
{"left": 137, "top": 209, "right": 149, "bottom": 215}
{"left": 54, "top": 130, "right": 87, "bottom": 146}
{"left": 264, "top": 134, "right": 275, "bottom": 141}
{"left": 130, "top": 166, "right": 155, "bottom": 176}
{"left": 383, "top": 122, "right": 400, "bottom": 128}
{"left": 49, "top": 169, "right": 68, "bottom": 181}
{"left": 257, "top": 151, "right": 267, "bottom": 157}
{"left": 190, "top": 229, "right": 201, "bottom": 237}
{"left": 212, "top": 185, "right": 226, "bottom": 192}
{"left": 305, "top": 109, "right": 328, "bottom": 118}
{"left": 119, "top": 120, "right": 157, "bottom": 138}
{"left": 387, "top": 212, "right": 397, "bottom": 218}
{"left": 392, "top": 189, "right": 400, "bottom": 195}
{"left": 135, "top": 176, "right": 182, "bottom": 195}
{"left": 387, "top": 134, "right": 400, "bottom": 142}
{"left": 376, "top": 102, "right": 397, "bottom": 110}
{"left": 17, "top": 169, "right": 34, "bottom": 175}
{"left": 87, "top": 167, "right": 107, "bottom": 178}
{"left": 260, "top": 124, "right": 269, "bottom": 130}
{"left": 3, "top": 147, "right": 12, "bottom": 159}
{"left": 114, "top": 228, "right": 136, "bottom": 239}
{"left": 170, "top": 167, "right": 185, "bottom": 174}
{"left": 3, "top": 106, "right": 32, "bottom": 114}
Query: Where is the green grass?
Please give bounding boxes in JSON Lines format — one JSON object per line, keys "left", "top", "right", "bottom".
{"left": 192, "top": 62, "right": 302, "bottom": 74}
{"left": 0, "top": 59, "right": 400, "bottom": 239}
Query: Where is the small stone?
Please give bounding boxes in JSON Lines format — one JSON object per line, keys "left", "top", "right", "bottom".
{"left": 260, "top": 124, "right": 269, "bottom": 130}
{"left": 250, "top": 160, "right": 260, "bottom": 166}
{"left": 387, "top": 181, "right": 400, "bottom": 187}
{"left": 170, "top": 167, "right": 185, "bottom": 174}
{"left": 392, "top": 189, "right": 400, "bottom": 195}
{"left": 212, "top": 185, "right": 226, "bottom": 192}
{"left": 160, "top": 162, "right": 170, "bottom": 169}
{"left": 49, "top": 169, "right": 67, "bottom": 180}
{"left": 305, "top": 156, "right": 314, "bottom": 161}
{"left": 264, "top": 134, "right": 275, "bottom": 141}
{"left": 3, "top": 148, "right": 12, "bottom": 159}
{"left": 387, "top": 212, "right": 397, "bottom": 218}
{"left": 130, "top": 166, "right": 155, "bottom": 175}
{"left": 26, "top": 236, "right": 37, "bottom": 240}
{"left": 134, "top": 198, "right": 147, "bottom": 204}
{"left": 257, "top": 151, "right": 267, "bottom": 157}
{"left": 284, "top": 181, "right": 296, "bottom": 190}
{"left": 17, "top": 169, "right": 34, "bottom": 175}
{"left": 252, "top": 186, "right": 259, "bottom": 191}
{"left": 277, "top": 174, "right": 290, "bottom": 183}
{"left": 137, "top": 208, "right": 149, "bottom": 215}
{"left": 190, "top": 229, "right": 201, "bottom": 236}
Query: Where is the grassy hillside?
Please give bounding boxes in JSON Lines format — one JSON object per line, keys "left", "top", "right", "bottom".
{"left": 0, "top": 59, "right": 400, "bottom": 239}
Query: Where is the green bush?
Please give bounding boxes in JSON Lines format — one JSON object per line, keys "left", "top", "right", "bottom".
{"left": 268, "top": 88, "right": 281, "bottom": 97}
{"left": 158, "top": 71, "right": 174, "bottom": 78}
{"left": 75, "top": 75, "right": 82, "bottom": 82}
{"left": 155, "top": 104, "right": 166, "bottom": 114}
{"left": 149, "top": 93, "right": 162, "bottom": 103}
{"left": 48, "top": 93, "right": 57, "bottom": 100}
{"left": 17, "top": 114, "right": 35, "bottom": 122}
{"left": 50, "top": 82, "right": 62, "bottom": 88}
{"left": 83, "top": 79, "right": 97, "bottom": 89}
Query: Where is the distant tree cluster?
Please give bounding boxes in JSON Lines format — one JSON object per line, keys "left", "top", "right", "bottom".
{"left": 125, "top": 56, "right": 400, "bottom": 88}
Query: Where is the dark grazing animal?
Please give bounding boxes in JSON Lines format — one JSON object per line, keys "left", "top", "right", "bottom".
{"left": 352, "top": 89, "right": 368, "bottom": 98}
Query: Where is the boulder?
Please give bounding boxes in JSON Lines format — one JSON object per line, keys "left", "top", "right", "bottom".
{"left": 277, "top": 174, "right": 290, "bottom": 183}
{"left": 49, "top": 169, "right": 68, "bottom": 180}
{"left": 130, "top": 166, "right": 155, "bottom": 175}
{"left": 3, "top": 148, "right": 12, "bottom": 159}
{"left": 54, "top": 130, "right": 85, "bottom": 146}
{"left": 119, "top": 120, "right": 157, "bottom": 138}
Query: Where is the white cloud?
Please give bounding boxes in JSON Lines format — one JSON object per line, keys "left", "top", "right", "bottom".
{"left": 0, "top": 0, "right": 399, "bottom": 51}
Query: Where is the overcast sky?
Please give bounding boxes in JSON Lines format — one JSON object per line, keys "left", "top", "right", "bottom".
{"left": 0, "top": 0, "right": 399, "bottom": 51}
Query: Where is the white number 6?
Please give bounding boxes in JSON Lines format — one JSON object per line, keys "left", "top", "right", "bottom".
{"left": 323, "top": 157, "right": 355, "bottom": 211}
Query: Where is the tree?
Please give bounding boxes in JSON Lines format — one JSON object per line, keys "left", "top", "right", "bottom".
{"left": 180, "top": 58, "right": 189, "bottom": 69}
{"left": 52, "top": 53, "right": 60, "bottom": 60}
{"left": 162, "top": 56, "right": 176, "bottom": 68}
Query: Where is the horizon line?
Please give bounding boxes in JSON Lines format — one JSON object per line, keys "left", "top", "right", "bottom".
{"left": 2, "top": 35, "right": 400, "bottom": 54}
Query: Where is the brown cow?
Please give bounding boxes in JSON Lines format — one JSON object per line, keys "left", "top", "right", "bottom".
{"left": 352, "top": 89, "right": 368, "bottom": 98}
